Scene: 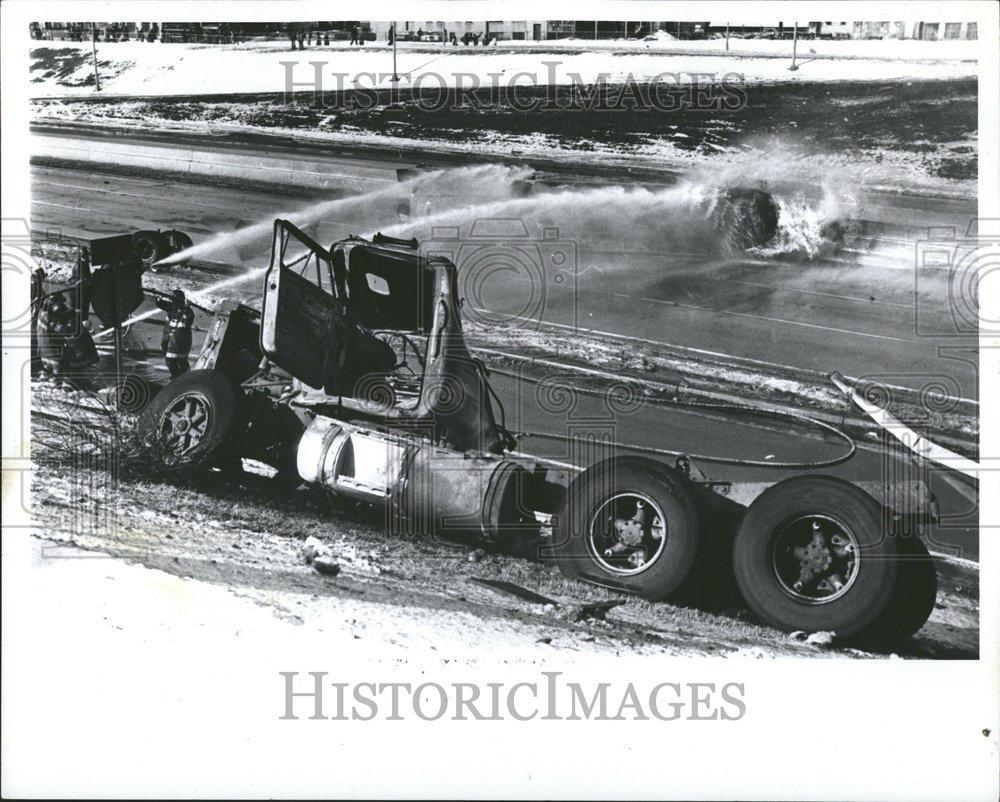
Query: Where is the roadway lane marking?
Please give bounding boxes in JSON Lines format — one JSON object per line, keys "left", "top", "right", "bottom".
{"left": 32, "top": 178, "right": 170, "bottom": 194}
{"left": 726, "top": 278, "right": 914, "bottom": 309}
{"left": 32, "top": 178, "right": 274, "bottom": 213}
{"left": 605, "top": 290, "right": 914, "bottom": 343}
{"left": 31, "top": 199, "right": 89, "bottom": 211}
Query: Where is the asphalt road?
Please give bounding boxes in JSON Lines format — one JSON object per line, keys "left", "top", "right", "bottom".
{"left": 30, "top": 159, "right": 979, "bottom": 558}
{"left": 31, "top": 159, "right": 978, "bottom": 399}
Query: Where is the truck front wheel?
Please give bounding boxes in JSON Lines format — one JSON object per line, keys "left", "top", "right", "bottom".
{"left": 139, "top": 369, "right": 246, "bottom": 469}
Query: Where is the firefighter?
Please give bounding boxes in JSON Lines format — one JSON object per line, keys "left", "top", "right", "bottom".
{"left": 75, "top": 246, "right": 92, "bottom": 315}
{"left": 62, "top": 309, "right": 99, "bottom": 372}
{"left": 156, "top": 289, "right": 195, "bottom": 378}
{"left": 37, "top": 292, "right": 73, "bottom": 374}
{"left": 30, "top": 267, "right": 46, "bottom": 327}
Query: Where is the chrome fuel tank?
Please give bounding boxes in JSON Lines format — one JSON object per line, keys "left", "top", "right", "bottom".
{"left": 296, "top": 416, "right": 538, "bottom": 543}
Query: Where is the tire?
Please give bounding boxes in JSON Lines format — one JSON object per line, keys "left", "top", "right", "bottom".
{"left": 858, "top": 535, "right": 937, "bottom": 647}
{"left": 712, "top": 188, "right": 779, "bottom": 253}
{"left": 132, "top": 230, "right": 169, "bottom": 270}
{"left": 139, "top": 369, "right": 246, "bottom": 469}
{"left": 732, "top": 475, "right": 899, "bottom": 640}
{"left": 552, "top": 456, "right": 700, "bottom": 601}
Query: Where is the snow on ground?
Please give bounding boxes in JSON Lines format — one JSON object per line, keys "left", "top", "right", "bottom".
{"left": 34, "top": 101, "right": 975, "bottom": 196}
{"left": 29, "top": 36, "right": 977, "bottom": 97}
{"left": 5, "top": 535, "right": 569, "bottom": 660}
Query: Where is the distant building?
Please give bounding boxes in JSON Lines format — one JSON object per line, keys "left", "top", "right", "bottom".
{"left": 29, "top": 21, "right": 369, "bottom": 43}
{"left": 808, "top": 20, "right": 978, "bottom": 39}
{"left": 809, "top": 21, "right": 853, "bottom": 38}
{"left": 370, "top": 21, "right": 564, "bottom": 42}
{"left": 30, "top": 19, "right": 980, "bottom": 44}
{"left": 911, "top": 21, "right": 978, "bottom": 40}
{"left": 369, "top": 20, "right": 666, "bottom": 42}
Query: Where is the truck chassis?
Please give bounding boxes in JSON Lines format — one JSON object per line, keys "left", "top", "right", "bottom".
{"left": 140, "top": 219, "right": 939, "bottom": 645}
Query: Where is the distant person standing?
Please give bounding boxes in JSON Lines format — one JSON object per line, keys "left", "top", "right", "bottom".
{"left": 289, "top": 27, "right": 298, "bottom": 50}
{"left": 350, "top": 25, "right": 359, "bottom": 46}
{"left": 387, "top": 24, "right": 394, "bottom": 45}
{"left": 156, "top": 289, "right": 195, "bottom": 378}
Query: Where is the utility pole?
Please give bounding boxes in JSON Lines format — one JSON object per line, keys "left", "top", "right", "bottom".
{"left": 391, "top": 22, "right": 399, "bottom": 82}
{"left": 91, "top": 23, "right": 101, "bottom": 91}
{"left": 726, "top": 21, "right": 730, "bottom": 51}
{"left": 790, "top": 21, "right": 799, "bottom": 70}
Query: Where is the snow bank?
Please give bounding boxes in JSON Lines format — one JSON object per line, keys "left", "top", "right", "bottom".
{"left": 29, "top": 36, "right": 977, "bottom": 98}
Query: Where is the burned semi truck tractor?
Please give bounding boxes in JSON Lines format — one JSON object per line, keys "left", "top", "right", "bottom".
{"left": 141, "top": 219, "right": 939, "bottom": 645}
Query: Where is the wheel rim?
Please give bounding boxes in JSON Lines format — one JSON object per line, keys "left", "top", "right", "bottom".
{"left": 587, "top": 492, "right": 667, "bottom": 575}
{"left": 769, "top": 513, "right": 860, "bottom": 604}
{"left": 158, "top": 392, "right": 212, "bottom": 454}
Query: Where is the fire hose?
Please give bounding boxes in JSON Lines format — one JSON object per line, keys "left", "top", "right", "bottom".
{"left": 485, "top": 365, "right": 857, "bottom": 470}
{"left": 829, "top": 371, "right": 979, "bottom": 480}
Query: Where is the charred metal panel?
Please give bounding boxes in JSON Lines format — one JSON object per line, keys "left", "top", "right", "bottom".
{"left": 261, "top": 221, "right": 395, "bottom": 394}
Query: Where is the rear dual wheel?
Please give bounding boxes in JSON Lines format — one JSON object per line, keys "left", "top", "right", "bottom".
{"left": 552, "top": 457, "right": 700, "bottom": 601}
{"left": 554, "top": 464, "right": 938, "bottom": 645}
{"left": 732, "top": 475, "right": 937, "bottom": 644}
